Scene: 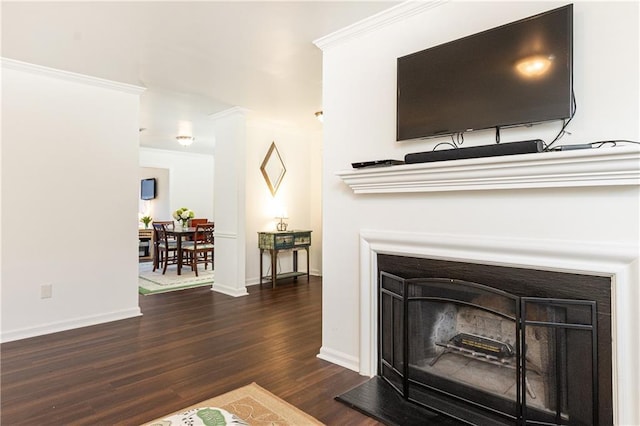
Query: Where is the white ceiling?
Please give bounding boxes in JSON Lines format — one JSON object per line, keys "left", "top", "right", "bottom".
{"left": 1, "top": 1, "right": 398, "bottom": 154}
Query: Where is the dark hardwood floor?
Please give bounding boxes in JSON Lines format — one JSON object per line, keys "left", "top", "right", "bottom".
{"left": 1, "top": 276, "right": 381, "bottom": 425}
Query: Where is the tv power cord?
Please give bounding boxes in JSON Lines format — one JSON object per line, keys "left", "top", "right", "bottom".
{"left": 550, "top": 140, "right": 640, "bottom": 151}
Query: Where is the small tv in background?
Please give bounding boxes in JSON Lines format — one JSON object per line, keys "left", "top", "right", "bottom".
{"left": 140, "top": 178, "right": 156, "bottom": 200}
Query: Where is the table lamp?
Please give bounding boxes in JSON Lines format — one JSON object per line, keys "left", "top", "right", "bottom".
{"left": 276, "top": 216, "right": 288, "bottom": 231}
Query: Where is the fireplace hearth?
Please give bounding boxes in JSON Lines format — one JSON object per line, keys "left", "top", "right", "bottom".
{"left": 337, "top": 255, "right": 612, "bottom": 425}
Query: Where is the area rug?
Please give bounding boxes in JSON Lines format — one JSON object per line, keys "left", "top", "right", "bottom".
{"left": 142, "top": 382, "right": 324, "bottom": 425}
{"left": 139, "top": 262, "right": 214, "bottom": 295}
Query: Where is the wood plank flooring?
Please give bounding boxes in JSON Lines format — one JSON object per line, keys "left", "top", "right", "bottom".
{"left": 1, "top": 277, "right": 381, "bottom": 425}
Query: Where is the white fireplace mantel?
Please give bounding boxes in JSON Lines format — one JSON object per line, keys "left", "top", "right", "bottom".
{"left": 337, "top": 145, "right": 640, "bottom": 193}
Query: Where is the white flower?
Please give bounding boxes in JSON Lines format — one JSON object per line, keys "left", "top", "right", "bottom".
{"left": 173, "top": 207, "right": 194, "bottom": 222}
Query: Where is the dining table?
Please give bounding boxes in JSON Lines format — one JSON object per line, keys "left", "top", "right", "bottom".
{"left": 165, "top": 227, "right": 197, "bottom": 275}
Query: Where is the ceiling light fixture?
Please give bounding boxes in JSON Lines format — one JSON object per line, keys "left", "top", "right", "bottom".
{"left": 176, "top": 135, "right": 194, "bottom": 146}
{"left": 315, "top": 111, "right": 324, "bottom": 123}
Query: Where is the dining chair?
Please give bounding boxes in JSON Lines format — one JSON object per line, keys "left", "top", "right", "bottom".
{"left": 155, "top": 220, "right": 175, "bottom": 230}
{"left": 190, "top": 218, "right": 208, "bottom": 227}
{"left": 151, "top": 221, "right": 176, "bottom": 270}
{"left": 152, "top": 222, "right": 178, "bottom": 274}
{"left": 187, "top": 218, "right": 208, "bottom": 242}
{"left": 181, "top": 222, "right": 215, "bottom": 277}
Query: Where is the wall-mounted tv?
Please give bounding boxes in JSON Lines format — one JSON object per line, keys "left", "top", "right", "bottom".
{"left": 397, "top": 4, "right": 573, "bottom": 141}
{"left": 140, "top": 178, "right": 156, "bottom": 200}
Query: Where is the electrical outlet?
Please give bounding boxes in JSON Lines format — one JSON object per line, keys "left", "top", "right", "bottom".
{"left": 41, "top": 284, "right": 52, "bottom": 299}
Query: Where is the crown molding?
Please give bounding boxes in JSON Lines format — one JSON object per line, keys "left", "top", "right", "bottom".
{"left": 208, "top": 106, "right": 250, "bottom": 122}
{"left": 1, "top": 57, "right": 145, "bottom": 95}
{"left": 337, "top": 145, "right": 640, "bottom": 194}
{"left": 313, "top": 0, "right": 446, "bottom": 51}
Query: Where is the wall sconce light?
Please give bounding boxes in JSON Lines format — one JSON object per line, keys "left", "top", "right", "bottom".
{"left": 176, "top": 135, "right": 194, "bottom": 146}
{"left": 315, "top": 111, "right": 324, "bottom": 123}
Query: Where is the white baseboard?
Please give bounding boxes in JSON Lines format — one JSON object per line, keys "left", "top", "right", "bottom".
{"left": 317, "top": 346, "right": 360, "bottom": 373}
{"left": 0, "top": 307, "right": 142, "bottom": 343}
{"left": 211, "top": 283, "right": 249, "bottom": 297}
{"left": 245, "top": 276, "right": 262, "bottom": 286}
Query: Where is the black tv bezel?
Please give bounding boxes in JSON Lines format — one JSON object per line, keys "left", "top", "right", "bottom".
{"left": 396, "top": 4, "right": 574, "bottom": 142}
{"left": 140, "top": 178, "right": 156, "bottom": 200}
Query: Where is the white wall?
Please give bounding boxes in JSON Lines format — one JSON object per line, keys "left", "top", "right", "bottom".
{"left": 139, "top": 147, "right": 214, "bottom": 222}
{"left": 245, "top": 118, "right": 323, "bottom": 284}
{"left": 318, "top": 1, "right": 639, "bottom": 369}
{"left": 1, "top": 59, "right": 144, "bottom": 342}
{"left": 309, "top": 127, "right": 323, "bottom": 275}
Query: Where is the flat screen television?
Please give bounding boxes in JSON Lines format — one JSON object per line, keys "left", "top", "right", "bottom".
{"left": 397, "top": 4, "right": 573, "bottom": 141}
{"left": 140, "top": 178, "right": 156, "bottom": 200}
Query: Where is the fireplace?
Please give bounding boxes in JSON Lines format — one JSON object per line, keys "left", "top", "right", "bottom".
{"left": 326, "top": 149, "right": 640, "bottom": 424}
{"left": 338, "top": 253, "right": 615, "bottom": 425}
{"left": 376, "top": 255, "right": 610, "bottom": 425}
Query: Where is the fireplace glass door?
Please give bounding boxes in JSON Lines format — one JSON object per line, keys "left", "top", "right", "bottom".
{"left": 379, "top": 271, "right": 598, "bottom": 425}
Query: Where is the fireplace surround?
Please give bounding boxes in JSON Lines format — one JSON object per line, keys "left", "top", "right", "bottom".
{"left": 340, "top": 228, "right": 638, "bottom": 425}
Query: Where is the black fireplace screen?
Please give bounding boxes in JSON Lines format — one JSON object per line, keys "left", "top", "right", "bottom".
{"left": 380, "top": 271, "right": 599, "bottom": 425}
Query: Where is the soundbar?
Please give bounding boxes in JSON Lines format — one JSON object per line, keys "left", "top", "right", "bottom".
{"left": 404, "top": 140, "right": 544, "bottom": 164}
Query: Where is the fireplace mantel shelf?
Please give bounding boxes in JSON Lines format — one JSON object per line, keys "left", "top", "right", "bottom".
{"left": 337, "top": 145, "right": 640, "bottom": 193}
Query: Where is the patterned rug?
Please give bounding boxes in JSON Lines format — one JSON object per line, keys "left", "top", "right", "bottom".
{"left": 138, "top": 262, "right": 214, "bottom": 295}
{"left": 142, "top": 382, "right": 324, "bottom": 425}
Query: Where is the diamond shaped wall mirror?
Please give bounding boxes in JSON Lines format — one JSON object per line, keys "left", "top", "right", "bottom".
{"left": 260, "top": 142, "right": 286, "bottom": 196}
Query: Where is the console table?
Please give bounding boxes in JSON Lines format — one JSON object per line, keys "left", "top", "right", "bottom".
{"left": 138, "top": 228, "right": 154, "bottom": 261}
{"left": 258, "top": 230, "right": 311, "bottom": 288}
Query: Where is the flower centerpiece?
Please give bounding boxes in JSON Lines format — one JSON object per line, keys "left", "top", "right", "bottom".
{"left": 173, "top": 207, "right": 195, "bottom": 229}
{"left": 140, "top": 215, "right": 153, "bottom": 229}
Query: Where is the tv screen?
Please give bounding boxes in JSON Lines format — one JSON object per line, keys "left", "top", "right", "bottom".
{"left": 140, "top": 178, "right": 156, "bottom": 200}
{"left": 397, "top": 4, "right": 573, "bottom": 141}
